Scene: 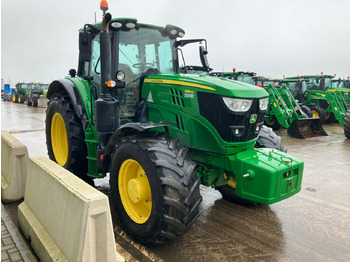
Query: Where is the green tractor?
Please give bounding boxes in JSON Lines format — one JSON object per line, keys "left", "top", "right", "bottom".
{"left": 45, "top": 2, "right": 304, "bottom": 245}
{"left": 211, "top": 69, "right": 256, "bottom": 85}
{"left": 12, "top": 83, "right": 29, "bottom": 103}
{"left": 286, "top": 74, "right": 349, "bottom": 126}
{"left": 211, "top": 70, "right": 326, "bottom": 139}
{"left": 331, "top": 77, "right": 350, "bottom": 89}
{"left": 26, "top": 83, "right": 48, "bottom": 107}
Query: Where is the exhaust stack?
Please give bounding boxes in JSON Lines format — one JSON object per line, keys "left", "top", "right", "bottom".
{"left": 95, "top": 10, "right": 120, "bottom": 149}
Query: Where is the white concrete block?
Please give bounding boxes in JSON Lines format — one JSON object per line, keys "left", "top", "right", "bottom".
{"left": 18, "top": 156, "right": 124, "bottom": 262}
{"left": 1, "top": 132, "right": 29, "bottom": 203}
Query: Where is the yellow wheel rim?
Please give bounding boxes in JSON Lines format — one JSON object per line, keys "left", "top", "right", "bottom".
{"left": 13, "top": 93, "right": 16, "bottom": 101}
{"left": 224, "top": 173, "right": 236, "bottom": 189}
{"left": 118, "top": 159, "right": 152, "bottom": 224}
{"left": 51, "top": 113, "right": 68, "bottom": 166}
{"left": 18, "top": 96, "right": 21, "bottom": 103}
{"left": 312, "top": 110, "right": 319, "bottom": 118}
{"left": 325, "top": 113, "right": 331, "bottom": 120}
{"left": 265, "top": 118, "right": 276, "bottom": 126}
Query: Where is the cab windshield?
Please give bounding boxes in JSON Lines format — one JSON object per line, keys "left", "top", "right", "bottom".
{"left": 116, "top": 27, "right": 176, "bottom": 119}
{"left": 236, "top": 74, "right": 254, "bottom": 85}
{"left": 118, "top": 27, "right": 176, "bottom": 78}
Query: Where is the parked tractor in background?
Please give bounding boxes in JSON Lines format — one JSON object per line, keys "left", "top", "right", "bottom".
{"left": 331, "top": 76, "right": 350, "bottom": 89}
{"left": 12, "top": 83, "right": 29, "bottom": 103}
{"left": 285, "top": 74, "right": 349, "bottom": 128}
{"left": 211, "top": 69, "right": 326, "bottom": 139}
{"left": 26, "top": 83, "right": 49, "bottom": 107}
{"left": 45, "top": 1, "right": 304, "bottom": 245}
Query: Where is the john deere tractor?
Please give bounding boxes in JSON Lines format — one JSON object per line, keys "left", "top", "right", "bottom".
{"left": 211, "top": 70, "right": 326, "bottom": 139}
{"left": 46, "top": 1, "right": 303, "bottom": 245}
{"left": 12, "top": 83, "right": 29, "bottom": 103}
{"left": 26, "top": 83, "right": 48, "bottom": 107}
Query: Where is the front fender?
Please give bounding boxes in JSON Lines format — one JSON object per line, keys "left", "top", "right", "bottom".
{"left": 102, "top": 121, "right": 175, "bottom": 171}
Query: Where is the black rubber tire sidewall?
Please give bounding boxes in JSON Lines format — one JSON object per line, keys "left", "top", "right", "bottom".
{"left": 45, "top": 95, "right": 90, "bottom": 183}
{"left": 46, "top": 98, "right": 74, "bottom": 170}
{"left": 344, "top": 110, "right": 350, "bottom": 139}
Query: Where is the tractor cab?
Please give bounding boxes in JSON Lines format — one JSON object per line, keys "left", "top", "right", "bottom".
{"left": 78, "top": 20, "right": 184, "bottom": 122}
{"left": 210, "top": 69, "right": 256, "bottom": 85}
{"left": 281, "top": 77, "right": 309, "bottom": 101}
{"left": 300, "top": 74, "right": 334, "bottom": 91}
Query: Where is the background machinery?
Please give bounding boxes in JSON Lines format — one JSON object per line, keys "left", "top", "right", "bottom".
{"left": 26, "top": 83, "right": 49, "bottom": 107}
{"left": 211, "top": 69, "right": 326, "bottom": 139}
{"left": 12, "top": 83, "right": 29, "bottom": 103}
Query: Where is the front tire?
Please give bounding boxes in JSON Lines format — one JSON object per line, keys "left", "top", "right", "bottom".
{"left": 217, "top": 182, "right": 258, "bottom": 206}
{"left": 264, "top": 116, "right": 282, "bottom": 130}
{"left": 344, "top": 110, "right": 350, "bottom": 139}
{"left": 45, "top": 94, "right": 91, "bottom": 184}
{"left": 307, "top": 105, "right": 326, "bottom": 123}
{"left": 256, "top": 125, "right": 287, "bottom": 153}
{"left": 110, "top": 134, "right": 202, "bottom": 245}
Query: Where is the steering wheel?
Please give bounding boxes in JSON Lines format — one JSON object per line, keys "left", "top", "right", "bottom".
{"left": 132, "top": 63, "right": 155, "bottom": 69}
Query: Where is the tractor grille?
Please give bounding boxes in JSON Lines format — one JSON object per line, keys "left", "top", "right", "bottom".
{"left": 198, "top": 92, "right": 265, "bottom": 143}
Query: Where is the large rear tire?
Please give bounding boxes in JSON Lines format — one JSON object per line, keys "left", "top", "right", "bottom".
{"left": 26, "top": 97, "right": 32, "bottom": 106}
{"left": 12, "top": 92, "right": 18, "bottom": 103}
{"left": 45, "top": 94, "right": 92, "bottom": 184}
{"left": 32, "top": 98, "right": 38, "bottom": 107}
{"left": 110, "top": 134, "right": 202, "bottom": 245}
{"left": 344, "top": 110, "right": 350, "bottom": 139}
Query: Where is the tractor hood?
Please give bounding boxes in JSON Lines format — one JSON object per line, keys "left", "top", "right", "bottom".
{"left": 144, "top": 74, "right": 268, "bottom": 99}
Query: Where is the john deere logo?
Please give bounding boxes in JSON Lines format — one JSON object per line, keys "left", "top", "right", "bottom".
{"left": 249, "top": 114, "right": 257, "bottom": 124}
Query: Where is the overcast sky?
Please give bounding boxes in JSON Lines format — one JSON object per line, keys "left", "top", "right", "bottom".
{"left": 1, "top": 0, "right": 350, "bottom": 86}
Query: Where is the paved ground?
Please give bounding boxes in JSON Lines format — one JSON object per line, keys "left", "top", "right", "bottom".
{"left": 2, "top": 101, "right": 350, "bottom": 261}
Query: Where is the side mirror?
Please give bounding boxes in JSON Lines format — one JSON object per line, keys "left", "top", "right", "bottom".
{"left": 79, "top": 31, "right": 92, "bottom": 62}
{"left": 199, "top": 45, "right": 210, "bottom": 70}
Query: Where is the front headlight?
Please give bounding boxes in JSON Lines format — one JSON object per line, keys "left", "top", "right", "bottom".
{"left": 259, "top": 97, "right": 269, "bottom": 111}
{"left": 222, "top": 97, "right": 252, "bottom": 112}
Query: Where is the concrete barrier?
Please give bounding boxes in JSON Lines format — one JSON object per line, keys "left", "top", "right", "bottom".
{"left": 38, "top": 97, "right": 48, "bottom": 108}
{"left": 18, "top": 156, "right": 124, "bottom": 262}
{"left": 1, "top": 132, "right": 29, "bottom": 203}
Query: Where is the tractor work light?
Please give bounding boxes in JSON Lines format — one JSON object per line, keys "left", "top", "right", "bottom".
{"left": 116, "top": 70, "right": 125, "bottom": 81}
{"left": 259, "top": 97, "right": 269, "bottom": 111}
{"left": 111, "top": 22, "right": 123, "bottom": 28}
{"left": 222, "top": 97, "right": 252, "bottom": 112}
{"left": 110, "top": 19, "right": 138, "bottom": 31}
{"left": 164, "top": 24, "right": 185, "bottom": 39}
{"left": 126, "top": 22, "right": 136, "bottom": 29}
